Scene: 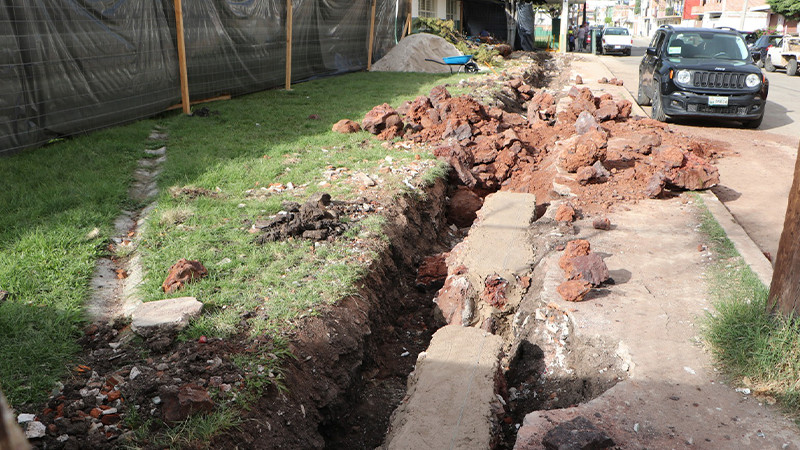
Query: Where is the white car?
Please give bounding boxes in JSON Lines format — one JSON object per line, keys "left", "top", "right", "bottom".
{"left": 601, "top": 27, "right": 633, "bottom": 56}
{"left": 764, "top": 35, "right": 799, "bottom": 76}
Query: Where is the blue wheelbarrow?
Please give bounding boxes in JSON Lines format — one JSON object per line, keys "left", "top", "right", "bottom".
{"left": 424, "top": 55, "right": 480, "bottom": 74}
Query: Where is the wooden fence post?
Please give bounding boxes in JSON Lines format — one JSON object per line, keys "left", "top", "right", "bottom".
{"left": 768, "top": 141, "right": 800, "bottom": 316}
{"left": 367, "top": 0, "right": 377, "bottom": 70}
{"left": 174, "top": 0, "right": 190, "bottom": 115}
{"left": 285, "top": 0, "right": 293, "bottom": 90}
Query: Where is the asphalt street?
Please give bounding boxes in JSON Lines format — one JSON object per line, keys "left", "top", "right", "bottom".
{"left": 590, "top": 36, "right": 800, "bottom": 139}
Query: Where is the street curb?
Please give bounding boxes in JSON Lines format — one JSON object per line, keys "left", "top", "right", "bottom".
{"left": 698, "top": 191, "right": 774, "bottom": 288}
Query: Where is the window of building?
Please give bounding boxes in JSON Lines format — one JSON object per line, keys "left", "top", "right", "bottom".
{"left": 419, "top": 0, "right": 435, "bottom": 18}
{"left": 446, "top": 0, "right": 458, "bottom": 21}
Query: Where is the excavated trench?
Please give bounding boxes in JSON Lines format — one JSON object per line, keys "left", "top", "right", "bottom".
{"left": 294, "top": 177, "right": 626, "bottom": 449}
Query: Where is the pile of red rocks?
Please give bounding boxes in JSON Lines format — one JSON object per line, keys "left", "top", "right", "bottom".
{"left": 346, "top": 79, "right": 719, "bottom": 214}
{"left": 557, "top": 239, "right": 609, "bottom": 302}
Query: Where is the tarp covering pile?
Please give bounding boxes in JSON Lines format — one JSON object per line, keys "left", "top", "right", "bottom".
{"left": 0, "top": 0, "right": 407, "bottom": 155}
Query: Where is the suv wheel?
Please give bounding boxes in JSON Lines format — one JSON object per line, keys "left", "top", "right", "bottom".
{"left": 787, "top": 58, "right": 798, "bottom": 76}
{"left": 765, "top": 57, "right": 776, "bottom": 72}
{"left": 650, "top": 81, "right": 667, "bottom": 122}
{"left": 637, "top": 82, "right": 652, "bottom": 106}
{"left": 743, "top": 114, "right": 764, "bottom": 129}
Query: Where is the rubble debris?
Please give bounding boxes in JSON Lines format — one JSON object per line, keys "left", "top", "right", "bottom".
{"left": 482, "top": 274, "right": 509, "bottom": 309}
{"left": 332, "top": 119, "right": 361, "bottom": 134}
{"left": 448, "top": 186, "right": 484, "bottom": 227}
{"left": 416, "top": 253, "right": 449, "bottom": 290}
{"left": 434, "top": 265, "right": 476, "bottom": 326}
{"left": 131, "top": 297, "right": 203, "bottom": 333}
{"left": 253, "top": 193, "right": 355, "bottom": 244}
{"left": 592, "top": 217, "right": 611, "bottom": 230}
{"left": 569, "top": 253, "right": 610, "bottom": 286}
{"left": 159, "top": 383, "right": 214, "bottom": 423}
{"left": 162, "top": 259, "right": 208, "bottom": 293}
{"left": 598, "top": 77, "right": 624, "bottom": 86}
{"left": 362, "top": 103, "right": 404, "bottom": 140}
{"left": 557, "top": 279, "right": 592, "bottom": 302}
{"left": 559, "top": 240, "right": 591, "bottom": 274}
{"left": 542, "top": 416, "right": 615, "bottom": 449}
{"left": 554, "top": 203, "right": 576, "bottom": 223}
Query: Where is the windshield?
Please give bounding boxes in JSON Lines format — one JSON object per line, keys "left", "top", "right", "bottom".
{"left": 666, "top": 32, "right": 749, "bottom": 60}
{"left": 604, "top": 28, "right": 629, "bottom": 36}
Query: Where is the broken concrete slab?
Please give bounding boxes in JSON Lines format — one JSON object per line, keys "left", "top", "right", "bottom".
{"left": 382, "top": 325, "right": 504, "bottom": 450}
{"left": 131, "top": 297, "right": 203, "bottom": 334}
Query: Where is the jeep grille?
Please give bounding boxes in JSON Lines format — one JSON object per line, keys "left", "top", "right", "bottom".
{"left": 692, "top": 71, "right": 747, "bottom": 89}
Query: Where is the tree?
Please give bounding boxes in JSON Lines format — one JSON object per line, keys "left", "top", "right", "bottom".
{"left": 635, "top": 0, "right": 641, "bottom": 15}
{"left": 767, "top": 0, "right": 800, "bottom": 20}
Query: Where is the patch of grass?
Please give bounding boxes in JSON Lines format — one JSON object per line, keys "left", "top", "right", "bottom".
{"left": 0, "top": 122, "right": 152, "bottom": 406}
{"left": 697, "top": 195, "right": 800, "bottom": 416}
{"left": 140, "top": 71, "right": 472, "bottom": 339}
{"left": 152, "top": 407, "right": 241, "bottom": 450}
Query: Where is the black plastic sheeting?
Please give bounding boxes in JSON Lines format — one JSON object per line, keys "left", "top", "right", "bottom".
{"left": 0, "top": 0, "right": 407, "bottom": 155}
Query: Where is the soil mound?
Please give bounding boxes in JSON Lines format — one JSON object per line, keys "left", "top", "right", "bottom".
{"left": 371, "top": 33, "right": 462, "bottom": 73}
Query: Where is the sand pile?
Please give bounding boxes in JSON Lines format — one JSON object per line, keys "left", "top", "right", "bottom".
{"left": 371, "top": 33, "right": 463, "bottom": 74}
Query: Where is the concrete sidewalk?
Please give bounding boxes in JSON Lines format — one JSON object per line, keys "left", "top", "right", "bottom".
{"left": 572, "top": 54, "right": 775, "bottom": 288}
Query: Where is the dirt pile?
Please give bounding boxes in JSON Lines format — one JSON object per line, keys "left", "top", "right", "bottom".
{"left": 359, "top": 77, "right": 720, "bottom": 214}
{"left": 371, "top": 33, "right": 462, "bottom": 74}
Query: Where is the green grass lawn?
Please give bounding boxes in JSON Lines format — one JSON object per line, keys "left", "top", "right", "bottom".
{"left": 0, "top": 70, "right": 468, "bottom": 408}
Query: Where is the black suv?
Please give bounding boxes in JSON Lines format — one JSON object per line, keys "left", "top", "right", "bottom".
{"left": 638, "top": 25, "right": 768, "bottom": 128}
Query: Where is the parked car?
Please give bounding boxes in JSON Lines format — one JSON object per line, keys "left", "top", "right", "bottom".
{"left": 584, "top": 26, "right": 603, "bottom": 52}
{"left": 750, "top": 34, "right": 783, "bottom": 67}
{"left": 600, "top": 27, "right": 633, "bottom": 55}
{"left": 637, "top": 25, "right": 768, "bottom": 128}
{"left": 764, "top": 35, "right": 800, "bottom": 76}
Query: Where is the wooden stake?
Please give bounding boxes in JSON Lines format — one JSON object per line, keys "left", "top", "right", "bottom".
{"left": 768, "top": 140, "right": 800, "bottom": 317}
{"left": 174, "top": 0, "right": 190, "bottom": 115}
{"left": 460, "top": 0, "right": 464, "bottom": 34}
{"left": 285, "top": 0, "right": 293, "bottom": 90}
{"left": 367, "top": 0, "right": 377, "bottom": 70}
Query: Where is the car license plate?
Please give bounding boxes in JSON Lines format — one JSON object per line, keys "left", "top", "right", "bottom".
{"left": 615, "top": 45, "right": 621, "bottom": 49}
{"left": 708, "top": 96, "right": 728, "bottom": 107}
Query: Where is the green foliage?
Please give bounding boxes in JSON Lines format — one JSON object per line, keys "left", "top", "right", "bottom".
{"left": 0, "top": 121, "right": 151, "bottom": 407}
{"left": 768, "top": 0, "right": 800, "bottom": 20}
{"left": 413, "top": 17, "right": 500, "bottom": 66}
{"left": 604, "top": 17, "right": 613, "bottom": 24}
{"left": 634, "top": 0, "right": 641, "bottom": 15}
{"left": 698, "top": 195, "right": 800, "bottom": 417}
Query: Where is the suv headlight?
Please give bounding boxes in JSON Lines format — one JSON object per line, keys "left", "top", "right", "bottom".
{"left": 745, "top": 73, "right": 761, "bottom": 87}
{"left": 675, "top": 69, "right": 691, "bottom": 85}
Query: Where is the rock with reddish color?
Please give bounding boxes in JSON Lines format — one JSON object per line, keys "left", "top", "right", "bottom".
{"left": 362, "top": 103, "right": 403, "bottom": 138}
{"left": 429, "top": 85, "right": 452, "bottom": 109}
{"left": 666, "top": 152, "right": 720, "bottom": 190}
{"left": 162, "top": 258, "right": 208, "bottom": 293}
{"left": 433, "top": 144, "right": 477, "bottom": 188}
{"left": 559, "top": 240, "right": 591, "bottom": 273}
{"left": 557, "top": 280, "right": 592, "bottom": 302}
{"left": 594, "top": 99, "right": 619, "bottom": 122}
{"left": 416, "top": 253, "right": 449, "bottom": 290}
{"left": 593, "top": 217, "right": 611, "bottom": 230}
{"left": 560, "top": 129, "right": 607, "bottom": 173}
{"left": 448, "top": 186, "right": 483, "bottom": 228}
{"left": 332, "top": 119, "right": 361, "bottom": 134}
{"left": 482, "top": 275, "right": 509, "bottom": 309}
{"left": 645, "top": 172, "right": 666, "bottom": 198}
{"left": 554, "top": 203, "right": 576, "bottom": 223}
{"left": 569, "top": 253, "right": 609, "bottom": 286}
{"left": 159, "top": 384, "right": 214, "bottom": 423}
{"left": 575, "top": 75, "right": 583, "bottom": 84}
{"left": 616, "top": 99, "right": 633, "bottom": 118}
{"left": 657, "top": 146, "right": 686, "bottom": 168}
{"left": 433, "top": 267, "right": 476, "bottom": 326}
{"left": 576, "top": 166, "right": 596, "bottom": 186}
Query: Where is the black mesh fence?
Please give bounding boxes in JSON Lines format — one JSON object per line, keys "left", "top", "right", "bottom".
{"left": 0, "top": 0, "right": 408, "bottom": 155}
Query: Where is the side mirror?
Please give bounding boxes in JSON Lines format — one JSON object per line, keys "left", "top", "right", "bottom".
{"left": 646, "top": 47, "right": 657, "bottom": 56}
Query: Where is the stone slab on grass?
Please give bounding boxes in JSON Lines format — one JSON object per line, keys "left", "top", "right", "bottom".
{"left": 383, "top": 325, "right": 503, "bottom": 450}
{"left": 131, "top": 297, "right": 202, "bottom": 334}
